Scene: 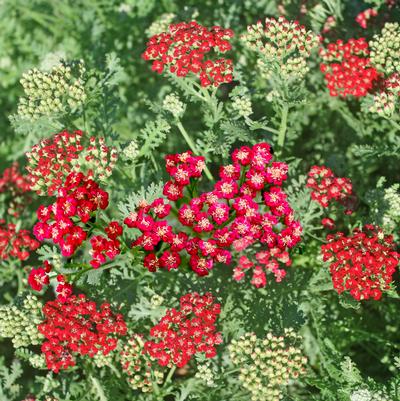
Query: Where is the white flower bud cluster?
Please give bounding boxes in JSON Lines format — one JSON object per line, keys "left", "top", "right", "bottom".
{"left": 0, "top": 295, "right": 43, "bottom": 348}
{"left": 16, "top": 60, "right": 86, "bottom": 121}
{"left": 228, "top": 328, "right": 307, "bottom": 401}
{"left": 366, "top": 91, "right": 396, "bottom": 117}
{"left": 120, "top": 334, "right": 164, "bottom": 392}
{"left": 241, "top": 17, "right": 319, "bottom": 81}
{"left": 232, "top": 95, "right": 253, "bottom": 118}
{"left": 195, "top": 360, "right": 216, "bottom": 387}
{"left": 163, "top": 93, "right": 186, "bottom": 119}
{"left": 351, "top": 388, "right": 392, "bottom": 401}
{"left": 351, "top": 389, "right": 372, "bottom": 401}
{"left": 29, "top": 353, "right": 47, "bottom": 369}
{"left": 146, "top": 13, "right": 176, "bottom": 37}
{"left": 370, "top": 23, "right": 400, "bottom": 75}
{"left": 92, "top": 350, "right": 116, "bottom": 368}
{"left": 150, "top": 294, "right": 164, "bottom": 308}
{"left": 123, "top": 140, "right": 140, "bottom": 161}
{"left": 281, "top": 57, "right": 309, "bottom": 80}
{"left": 118, "top": 3, "right": 132, "bottom": 14}
{"left": 381, "top": 184, "right": 400, "bottom": 233}
{"left": 71, "top": 136, "right": 118, "bottom": 183}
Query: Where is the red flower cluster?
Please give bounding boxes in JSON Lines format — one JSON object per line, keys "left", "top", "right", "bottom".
{"left": 163, "top": 152, "right": 206, "bottom": 200}
{"left": 307, "top": 166, "right": 352, "bottom": 208}
{"left": 0, "top": 221, "right": 39, "bottom": 261}
{"left": 0, "top": 162, "right": 32, "bottom": 218}
{"left": 321, "top": 225, "right": 399, "bottom": 301}
{"left": 26, "top": 130, "right": 117, "bottom": 196}
{"left": 322, "top": 16, "right": 336, "bottom": 34}
{"left": 28, "top": 261, "right": 51, "bottom": 291}
{"left": 233, "top": 249, "right": 291, "bottom": 288}
{"left": 55, "top": 274, "right": 73, "bottom": 303}
{"left": 355, "top": 8, "right": 378, "bottom": 29}
{"left": 321, "top": 217, "right": 336, "bottom": 230}
{"left": 89, "top": 221, "right": 123, "bottom": 268}
{"left": 124, "top": 143, "right": 302, "bottom": 278}
{"left": 33, "top": 172, "right": 109, "bottom": 257}
{"left": 28, "top": 263, "right": 73, "bottom": 302}
{"left": 144, "top": 292, "right": 222, "bottom": 367}
{"left": 142, "top": 21, "right": 234, "bottom": 87}
{"left": 38, "top": 294, "right": 127, "bottom": 372}
{"left": 320, "top": 38, "right": 379, "bottom": 97}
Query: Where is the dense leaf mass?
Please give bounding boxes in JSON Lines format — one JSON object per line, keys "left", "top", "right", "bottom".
{"left": 0, "top": 1, "right": 399, "bottom": 401}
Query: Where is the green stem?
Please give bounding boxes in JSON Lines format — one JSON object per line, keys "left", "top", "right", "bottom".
{"left": 387, "top": 117, "right": 400, "bottom": 131}
{"left": 305, "top": 230, "right": 327, "bottom": 244}
{"left": 16, "top": 269, "right": 23, "bottom": 295}
{"left": 176, "top": 121, "right": 214, "bottom": 181}
{"left": 277, "top": 103, "right": 289, "bottom": 150}
{"left": 163, "top": 365, "right": 176, "bottom": 387}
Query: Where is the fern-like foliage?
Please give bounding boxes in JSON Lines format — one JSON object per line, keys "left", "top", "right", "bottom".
{"left": 0, "top": 358, "right": 22, "bottom": 401}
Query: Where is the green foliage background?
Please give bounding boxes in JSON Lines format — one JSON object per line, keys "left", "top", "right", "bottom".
{"left": 0, "top": 0, "right": 399, "bottom": 400}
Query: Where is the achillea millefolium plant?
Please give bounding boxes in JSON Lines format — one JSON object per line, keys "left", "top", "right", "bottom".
{"left": 0, "top": 1, "right": 399, "bottom": 401}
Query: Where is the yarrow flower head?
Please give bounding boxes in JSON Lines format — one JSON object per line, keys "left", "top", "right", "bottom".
{"left": 0, "top": 294, "right": 43, "bottom": 348}
{"left": 195, "top": 359, "right": 216, "bottom": 387}
{"left": 350, "top": 388, "right": 392, "bottom": 401}
{"left": 26, "top": 130, "right": 117, "bottom": 196}
{"left": 321, "top": 225, "right": 399, "bottom": 301}
{"left": 307, "top": 165, "right": 353, "bottom": 209}
{"left": 145, "top": 13, "right": 176, "bottom": 37}
{"left": 124, "top": 143, "right": 302, "bottom": 280}
{"left": 163, "top": 92, "right": 186, "bottom": 118}
{"left": 380, "top": 184, "right": 400, "bottom": 233}
{"left": 320, "top": 38, "right": 379, "bottom": 97}
{"left": 38, "top": 294, "right": 127, "bottom": 373}
{"left": 233, "top": 249, "right": 291, "bottom": 289}
{"left": 241, "top": 17, "right": 320, "bottom": 81}
{"left": 123, "top": 140, "right": 140, "bottom": 161}
{"left": 231, "top": 95, "right": 253, "bottom": 118}
{"left": 0, "top": 163, "right": 32, "bottom": 218}
{"left": 33, "top": 172, "right": 109, "bottom": 258}
{"left": 0, "top": 221, "right": 39, "bottom": 261}
{"left": 142, "top": 21, "right": 234, "bottom": 87}
{"left": 228, "top": 329, "right": 307, "bottom": 401}
{"left": 120, "top": 334, "right": 164, "bottom": 392}
{"left": 15, "top": 60, "right": 86, "bottom": 121}
{"left": 369, "top": 23, "right": 400, "bottom": 76}
{"left": 356, "top": 8, "right": 378, "bottom": 29}
{"left": 363, "top": 24, "right": 400, "bottom": 116}
{"left": 28, "top": 261, "right": 51, "bottom": 291}
{"left": 144, "top": 292, "right": 222, "bottom": 368}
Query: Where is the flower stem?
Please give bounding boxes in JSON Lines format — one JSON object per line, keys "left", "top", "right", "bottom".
{"left": 176, "top": 121, "right": 214, "bottom": 181}
{"left": 16, "top": 269, "right": 23, "bottom": 295}
{"left": 164, "top": 365, "right": 176, "bottom": 386}
{"left": 277, "top": 103, "right": 289, "bottom": 150}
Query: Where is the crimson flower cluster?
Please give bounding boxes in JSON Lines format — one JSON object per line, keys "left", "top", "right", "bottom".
{"left": 28, "top": 262, "right": 73, "bottom": 302}
{"left": 0, "top": 162, "right": 32, "bottom": 218}
{"left": 321, "top": 225, "right": 399, "bottom": 301}
{"left": 233, "top": 249, "right": 291, "bottom": 288}
{"left": 33, "top": 172, "right": 109, "bottom": 258}
{"left": 124, "top": 143, "right": 302, "bottom": 279}
{"left": 26, "top": 130, "right": 117, "bottom": 196}
{"left": 89, "top": 221, "right": 123, "bottom": 268}
{"left": 307, "top": 166, "right": 352, "bottom": 209}
{"left": 38, "top": 294, "right": 127, "bottom": 372}
{"left": 320, "top": 38, "right": 379, "bottom": 97}
{"left": 142, "top": 21, "right": 234, "bottom": 87}
{"left": 0, "top": 221, "right": 39, "bottom": 261}
{"left": 355, "top": 8, "right": 378, "bottom": 29}
{"left": 28, "top": 261, "right": 51, "bottom": 291}
{"left": 144, "top": 292, "right": 222, "bottom": 367}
